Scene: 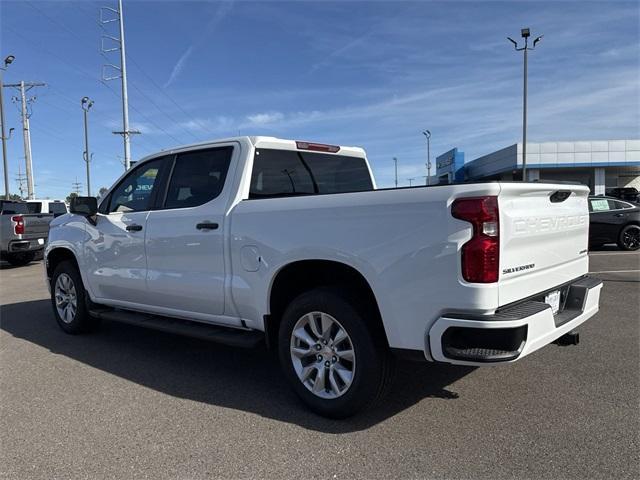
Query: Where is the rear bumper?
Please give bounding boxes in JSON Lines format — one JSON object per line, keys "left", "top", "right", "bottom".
{"left": 427, "top": 276, "right": 603, "bottom": 366}
{"left": 4, "top": 237, "right": 47, "bottom": 253}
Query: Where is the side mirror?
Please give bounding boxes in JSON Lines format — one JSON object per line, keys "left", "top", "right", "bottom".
{"left": 70, "top": 196, "right": 98, "bottom": 218}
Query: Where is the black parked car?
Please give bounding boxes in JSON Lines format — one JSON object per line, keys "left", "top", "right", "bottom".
{"left": 605, "top": 187, "right": 639, "bottom": 203}
{"left": 588, "top": 196, "right": 640, "bottom": 250}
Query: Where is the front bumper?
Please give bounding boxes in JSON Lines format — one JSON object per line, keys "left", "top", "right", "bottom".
{"left": 427, "top": 276, "right": 603, "bottom": 366}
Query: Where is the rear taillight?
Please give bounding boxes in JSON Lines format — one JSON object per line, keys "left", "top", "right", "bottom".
{"left": 451, "top": 196, "right": 499, "bottom": 283}
{"left": 11, "top": 215, "right": 25, "bottom": 235}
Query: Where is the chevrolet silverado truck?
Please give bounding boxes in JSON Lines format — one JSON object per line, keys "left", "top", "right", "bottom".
{"left": 1, "top": 200, "right": 52, "bottom": 266}
{"left": 44, "top": 136, "right": 602, "bottom": 417}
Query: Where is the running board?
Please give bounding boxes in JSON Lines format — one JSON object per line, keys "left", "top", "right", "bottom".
{"left": 90, "top": 309, "right": 264, "bottom": 349}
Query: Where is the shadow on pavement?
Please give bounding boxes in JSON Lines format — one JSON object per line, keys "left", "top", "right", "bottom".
{"left": 0, "top": 299, "right": 474, "bottom": 433}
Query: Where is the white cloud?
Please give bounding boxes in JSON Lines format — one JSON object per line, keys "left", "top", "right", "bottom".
{"left": 246, "top": 112, "right": 284, "bottom": 125}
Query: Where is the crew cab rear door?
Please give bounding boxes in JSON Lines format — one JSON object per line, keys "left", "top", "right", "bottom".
{"left": 144, "top": 144, "right": 239, "bottom": 325}
{"left": 498, "top": 183, "right": 590, "bottom": 305}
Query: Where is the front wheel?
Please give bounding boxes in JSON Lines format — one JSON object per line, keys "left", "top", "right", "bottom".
{"left": 278, "top": 287, "right": 394, "bottom": 418}
{"left": 6, "top": 251, "right": 36, "bottom": 266}
{"left": 50, "top": 260, "right": 98, "bottom": 334}
{"left": 618, "top": 224, "right": 640, "bottom": 251}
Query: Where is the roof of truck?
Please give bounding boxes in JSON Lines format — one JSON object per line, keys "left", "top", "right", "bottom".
{"left": 150, "top": 136, "right": 367, "bottom": 159}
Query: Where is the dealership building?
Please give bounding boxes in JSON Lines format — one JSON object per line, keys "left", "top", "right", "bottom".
{"left": 436, "top": 139, "right": 640, "bottom": 194}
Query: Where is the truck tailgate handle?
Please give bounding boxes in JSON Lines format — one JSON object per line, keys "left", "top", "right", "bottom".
{"left": 196, "top": 222, "right": 219, "bottom": 230}
{"left": 125, "top": 224, "right": 143, "bottom": 232}
{"left": 550, "top": 190, "right": 572, "bottom": 203}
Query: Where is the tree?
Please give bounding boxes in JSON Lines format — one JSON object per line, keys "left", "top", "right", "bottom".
{"left": 8, "top": 193, "right": 22, "bottom": 201}
{"left": 66, "top": 192, "right": 78, "bottom": 205}
{"left": 97, "top": 187, "right": 109, "bottom": 200}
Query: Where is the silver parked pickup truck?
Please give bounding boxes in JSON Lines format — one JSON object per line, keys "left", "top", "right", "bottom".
{"left": 0, "top": 200, "right": 53, "bottom": 266}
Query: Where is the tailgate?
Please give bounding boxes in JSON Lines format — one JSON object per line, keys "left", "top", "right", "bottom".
{"left": 22, "top": 214, "right": 52, "bottom": 238}
{"left": 498, "top": 183, "right": 590, "bottom": 305}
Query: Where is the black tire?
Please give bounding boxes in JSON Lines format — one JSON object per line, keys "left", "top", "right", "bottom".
{"left": 278, "top": 287, "right": 394, "bottom": 418}
{"left": 617, "top": 224, "right": 640, "bottom": 251}
{"left": 50, "top": 260, "right": 98, "bottom": 334}
{"left": 6, "top": 251, "right": 36, "bottom": 266}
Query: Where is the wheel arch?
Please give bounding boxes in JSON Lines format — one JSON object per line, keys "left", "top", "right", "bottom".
{"left": 265, "top": 259, "right": 389, "bottom": 349}
{"left": 45, "top": 247, "right": 80, "bottom": 281}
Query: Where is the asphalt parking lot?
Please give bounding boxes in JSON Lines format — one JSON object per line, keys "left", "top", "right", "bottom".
{"left": 1, "top": 251, "right": 638, "bottom": 479}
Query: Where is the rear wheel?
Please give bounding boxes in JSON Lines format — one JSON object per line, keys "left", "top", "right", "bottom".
{"left": 278, "top": 287, "right": 394, "bottom": 418}
{"left": 50, "top": 260, "right": 99, "bottom": 333}
{"left": 6, "top": 251, "right": 36, "bottom": 266}
{"left": 618, "top": 224, "right": 640, "bottom": 251}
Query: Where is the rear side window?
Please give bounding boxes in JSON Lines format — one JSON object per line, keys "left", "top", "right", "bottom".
{"left": 49, "top": 202, "right": 67, "bottom": 214}
{"left": 611, "top": 200, "right": 633, "bottom": 210}
{"left": 0, "top": 201, "right": 29, "bottom": 214}
{"left": 163, "top": 147, "right": 233, "bottom": 209}
{"left": 27, "top": 202, "right": 42, "bottom": 213}
{"left": 249, "top": 149, "right": 373, "bottom": 199}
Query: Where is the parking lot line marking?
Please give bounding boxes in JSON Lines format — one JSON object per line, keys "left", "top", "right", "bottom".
{"left": 589, "top": 270, "right": 640, "bottom": 274}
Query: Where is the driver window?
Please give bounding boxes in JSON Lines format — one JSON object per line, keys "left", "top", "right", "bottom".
{"left": 108, "top": 158, "right": 164, "bottom": 213}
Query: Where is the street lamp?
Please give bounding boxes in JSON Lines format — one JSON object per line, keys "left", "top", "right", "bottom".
{"left": 1, "top": 54, "right": 15, "bottom": 199}
{"left": 81, "top": 96, "right": 94, "bottom": 196}
{"left": 422, "top": 130, "right": 431, "bottom": 185}
{"left": 508, "top": 28, "right": 542, "bottom": 181}
{"left": 393, "top": 157, "right": 398, "bottom": 188}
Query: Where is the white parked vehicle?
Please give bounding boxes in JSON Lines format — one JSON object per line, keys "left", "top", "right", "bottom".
{"left": 45, "top": 136, "right": 602, "bottom": 417}
{"left": 27, "top": 199, "right": 68, "bottom": 217}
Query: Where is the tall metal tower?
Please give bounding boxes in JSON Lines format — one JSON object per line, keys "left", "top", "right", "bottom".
{"left": 5, "top": 80, "right": 45, "bottom": 199}
{"left": 101, "top": 0, "right": 137, "bottom": 170}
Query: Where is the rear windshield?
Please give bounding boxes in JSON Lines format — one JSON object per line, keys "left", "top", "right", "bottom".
{"left": 249, "top": 149, "right": 373, "bottom": 199}
{"left": 49, "top": 202, "right": 67, "bottom": 214}
{"left": 0, "top": 201, "right": 29, "bottom": 214}
{"left": 27, "top": 202, "right": 42, "bottom": 213}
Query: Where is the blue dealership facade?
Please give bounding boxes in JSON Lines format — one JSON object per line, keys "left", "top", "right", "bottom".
{"left": 435, "top": 139, "right": 640, "bottom": 194}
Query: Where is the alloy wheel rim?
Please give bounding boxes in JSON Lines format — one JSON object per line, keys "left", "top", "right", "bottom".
{"left": 290, "top": 311, "right": 355, "bottom": 399}
{"left": 623, "top": 226, "right": 640, "bottom": 249}
{"left": 54, "top": 273, "right": 77, "bottom": 324}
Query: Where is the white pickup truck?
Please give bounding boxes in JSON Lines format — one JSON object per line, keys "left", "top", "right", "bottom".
{"left": 45, "top": 136, "right": 602, "bottom": 417}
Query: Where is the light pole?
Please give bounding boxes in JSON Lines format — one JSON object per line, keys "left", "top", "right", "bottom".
{"left": 393, "top": 157, "right": 398, "bottom": 188}
{"left": 422, "top": 130, "right": 431, "bottom": 185}
{"left": 81, "top": 96, "right": 94, "bottom": 196}
{"left": 508, "top": 28, "right": 542, "bottom": 181}
{"left": 1, "top": 54, "right": 15, "bottom": 200}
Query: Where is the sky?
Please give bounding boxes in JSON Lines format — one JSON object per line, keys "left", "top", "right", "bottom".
{"left": 0, "top": 0, "right": 639, "bottom": 199}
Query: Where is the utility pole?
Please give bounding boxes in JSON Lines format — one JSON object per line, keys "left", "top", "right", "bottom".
{"left": 101, "top": 0, "right": 136, "bottom": 170}
{"left": 422, "top": 130, "right": 431, "bottom": 185}
{"left": 72, "top": 177, "right": 82, "bottom": 195}
{"left": 508, "top": 28, "right": 542, "bottom": 181}
{"left": 15, "top": 164, "right": 26, "bottom": 198}
{"left": 407, "top": 177, "right": 416, "bottom": 186}
{"left": 81, "top": 97, "right": 94, "bottom": 196}
{"left": 1, "top": 55, "right": 15, "bottom": 200}
{"left": 5, "top": 80, "right": 45, "bottom": 199}
{"left": 393, "top": 157, "right": 398, "bottom": 188}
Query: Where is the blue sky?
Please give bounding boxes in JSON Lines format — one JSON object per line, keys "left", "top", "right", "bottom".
{"left": 1, "top": 0, "right": 638, "bottom": 199}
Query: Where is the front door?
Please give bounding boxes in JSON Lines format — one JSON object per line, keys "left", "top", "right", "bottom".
{"left": 144, "top": 145, "right": 237, "bottom": 323}
{"left": 84, "top": 157, "right": 168, "bottom": 305}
